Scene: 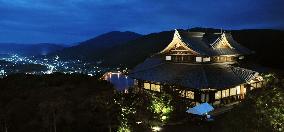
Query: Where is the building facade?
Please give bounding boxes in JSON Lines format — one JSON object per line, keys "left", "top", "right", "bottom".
{"left": 129, "top": 29, "right": 264, "bottom": 106}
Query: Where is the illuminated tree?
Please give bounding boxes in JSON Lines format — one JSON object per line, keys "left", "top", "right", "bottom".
{"left": 117, "top": 106, "right": 134, "bottom": 132}
{"left": 115, "top": 93, "right": 136, "bottom": 132}
{"left": 262, "top": 73, "right": 276, "bottom": 85}
{"left": 255, "top": 86, "right": 284, "bottom": 131}
{"left": 115, "top": 91, "right": 173, "bottom": 131}
{"left": 216, "top": 82, "right": 284, "bottom": 132}
{"left": 149, "top": 92, "right": 173, "bottom": 125}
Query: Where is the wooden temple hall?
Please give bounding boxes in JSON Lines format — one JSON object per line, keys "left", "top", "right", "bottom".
{"left": 129, "top": 29, "right": 264, "bottom": 106}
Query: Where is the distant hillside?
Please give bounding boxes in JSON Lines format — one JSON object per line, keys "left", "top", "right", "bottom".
{"left": 0, "top": 43, "right": 65, "bottom": 56}
{"left": 51, "top": 31, "right": 142, "bottom": 59}
{"left": 100, "top": 31, "right": 174, "bottom": 67}
{"left": 99, "top": 28, "right": 284, "bottom": 69}
{"left": 50, "top": 28, "right": 284, "bottom": 69}
{"left": 230, "top": 29, "right": 284, "bottom": 69}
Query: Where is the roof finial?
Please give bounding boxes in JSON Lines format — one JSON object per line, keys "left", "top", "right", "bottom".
{"left": 221, "top": 28, "right": 223, "bottom": 34}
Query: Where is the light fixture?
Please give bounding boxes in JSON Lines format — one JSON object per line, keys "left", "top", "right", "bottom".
{"left": 152, "top": 126, "right": 162, "bottom": 132}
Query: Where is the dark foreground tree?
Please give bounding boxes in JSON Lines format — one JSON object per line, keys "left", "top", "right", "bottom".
{"left": 0, "top": 73, "right": 119, "bottom": 132}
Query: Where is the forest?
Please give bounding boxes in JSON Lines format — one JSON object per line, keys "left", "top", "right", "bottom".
{"left": 0, "top": 73, "right": 283, "bottom": 132}
{"left": 0, "top": 73, "right": 175, "bottom": 132}
{"left": 0, "top": 73, "right": 117, "bottom": 132}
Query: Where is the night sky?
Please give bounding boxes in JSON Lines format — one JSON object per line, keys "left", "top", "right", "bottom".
{"left": 0, "top": 0, "right": 284, "bottom": 44}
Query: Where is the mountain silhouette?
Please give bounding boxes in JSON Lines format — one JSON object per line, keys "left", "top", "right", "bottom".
{"left": 51, "top": 31, "right": 142, "bottom": 59}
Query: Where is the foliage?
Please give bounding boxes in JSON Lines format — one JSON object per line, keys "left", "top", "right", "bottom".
{"left": 149, "top": 93, "right": 173, "bottom": 124}
{"left": 0, "top": 73, "right": 119, "bottom": 132}
{"left": 255, "top": 87, "right": 284, "bottom": 131}
{"left": 214, "top": 83, "right": 284, "bottom": 132}
{"left": 118, "top": 124, "right": 131, "bottom": 132}
{"left": 262, "top": 73, "right": 276, "bottom": 84}
{"left": 115, "top": 91, "right": 173, "bottom": 131}
{"left": 117, "top": 103, "right": 136, "bottom": 132}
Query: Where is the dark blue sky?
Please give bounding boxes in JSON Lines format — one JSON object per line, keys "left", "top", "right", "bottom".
{"left": 0, "top": 0, "right": 283, "bottom": 44}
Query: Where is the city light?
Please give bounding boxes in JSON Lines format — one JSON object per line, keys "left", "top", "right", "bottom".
{"left": 0, "top": 54, "right": 130, "bottom": 78}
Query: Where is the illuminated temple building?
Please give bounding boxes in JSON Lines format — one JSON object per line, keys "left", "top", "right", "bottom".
{"left": 129, "top": 29, "right": 264, "bottom": 106}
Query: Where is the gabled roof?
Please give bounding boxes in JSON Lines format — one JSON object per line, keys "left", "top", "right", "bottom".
{"left": 160, "top": 30, "right": 251, "bottom": 56}
{"left": 160, "top": 30, "right": 200, "bottom": 55}
{"left": 129, "top": 58, "right": 258, "bottom": 90}
{"left": 210, "top": 33, "right": 234, "bottom": 49}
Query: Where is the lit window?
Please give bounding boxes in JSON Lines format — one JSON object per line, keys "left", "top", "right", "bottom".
{"left": 215, "top": 91, "right": 221, "bottom": 99}
{"left": 203, "top": 57, "right": 210, "bottom": 62}
{"left": 226, "top": 89, "right": 229, "bottom": 97}
{"left": 230, "top": 87, "right": 237, "bottom": 96}
{"left": 155, "top": 85, "right": 161, "bottom": 91}
{"left": 222, "top": 89, "right": 230, "bottom": 97}
{"left": 237, "top": 86, "right": 241, "bottom": 94}
{"left": 151, "top": 84, "right": 160, "bottom": 92}
{"left": 185, "top": 91, "right": 194, "bottom": 99}
{"left": 165, "top": 56, "right": 171, "bottom": 61}
{"left": 196, "top": 57, "right": 202, "bottom": 62}
{"left": 239, "top": 85, "right": 247, "bottom": 95}
{"left": 222, "top": 90, "right": 226, "bottom": 97}
{"left": 179, "top": 90, "right": 185, "bottom": 97}
{"left": 144, "top": 83, "right": 150, "bottom": 90}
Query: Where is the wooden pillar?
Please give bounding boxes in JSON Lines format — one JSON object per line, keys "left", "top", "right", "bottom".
{"left": 237, "top": 86, "right": 239, "bottom": 99}
{"left": 220, "top": 90, "right": 223, "bottom": 104}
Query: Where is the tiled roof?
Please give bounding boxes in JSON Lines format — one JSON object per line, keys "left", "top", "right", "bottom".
{"left": 177, "top": 30, "right": 251, "bottom": 56}
{"left": 129, "top": 58, "right": 258, "bottom": 90}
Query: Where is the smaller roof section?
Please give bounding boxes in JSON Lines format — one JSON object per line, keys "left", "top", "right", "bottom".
{"left": 160, "top": 29, "right": 252, "bottom": 56}
{"left": 186, "top": 103, "right": 214, "bottom": 115}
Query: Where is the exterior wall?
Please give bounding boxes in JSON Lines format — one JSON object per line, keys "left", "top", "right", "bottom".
{"left": 170, "top": 55, "right": 195, "bottom": 62}
{"left": 134, "top": 80, "right": 199, "bottom": 103}
{"left": 165, "top": 55, "right": 238, "bottom": 63}
{"left": 213, "top": 84, "right": 247, "bottom": 106}
{"left": 133, "top": 79, "right": 264, "bottom": 107}
{"left": 211, "top": 56, "right": 237, "bottom": 63}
